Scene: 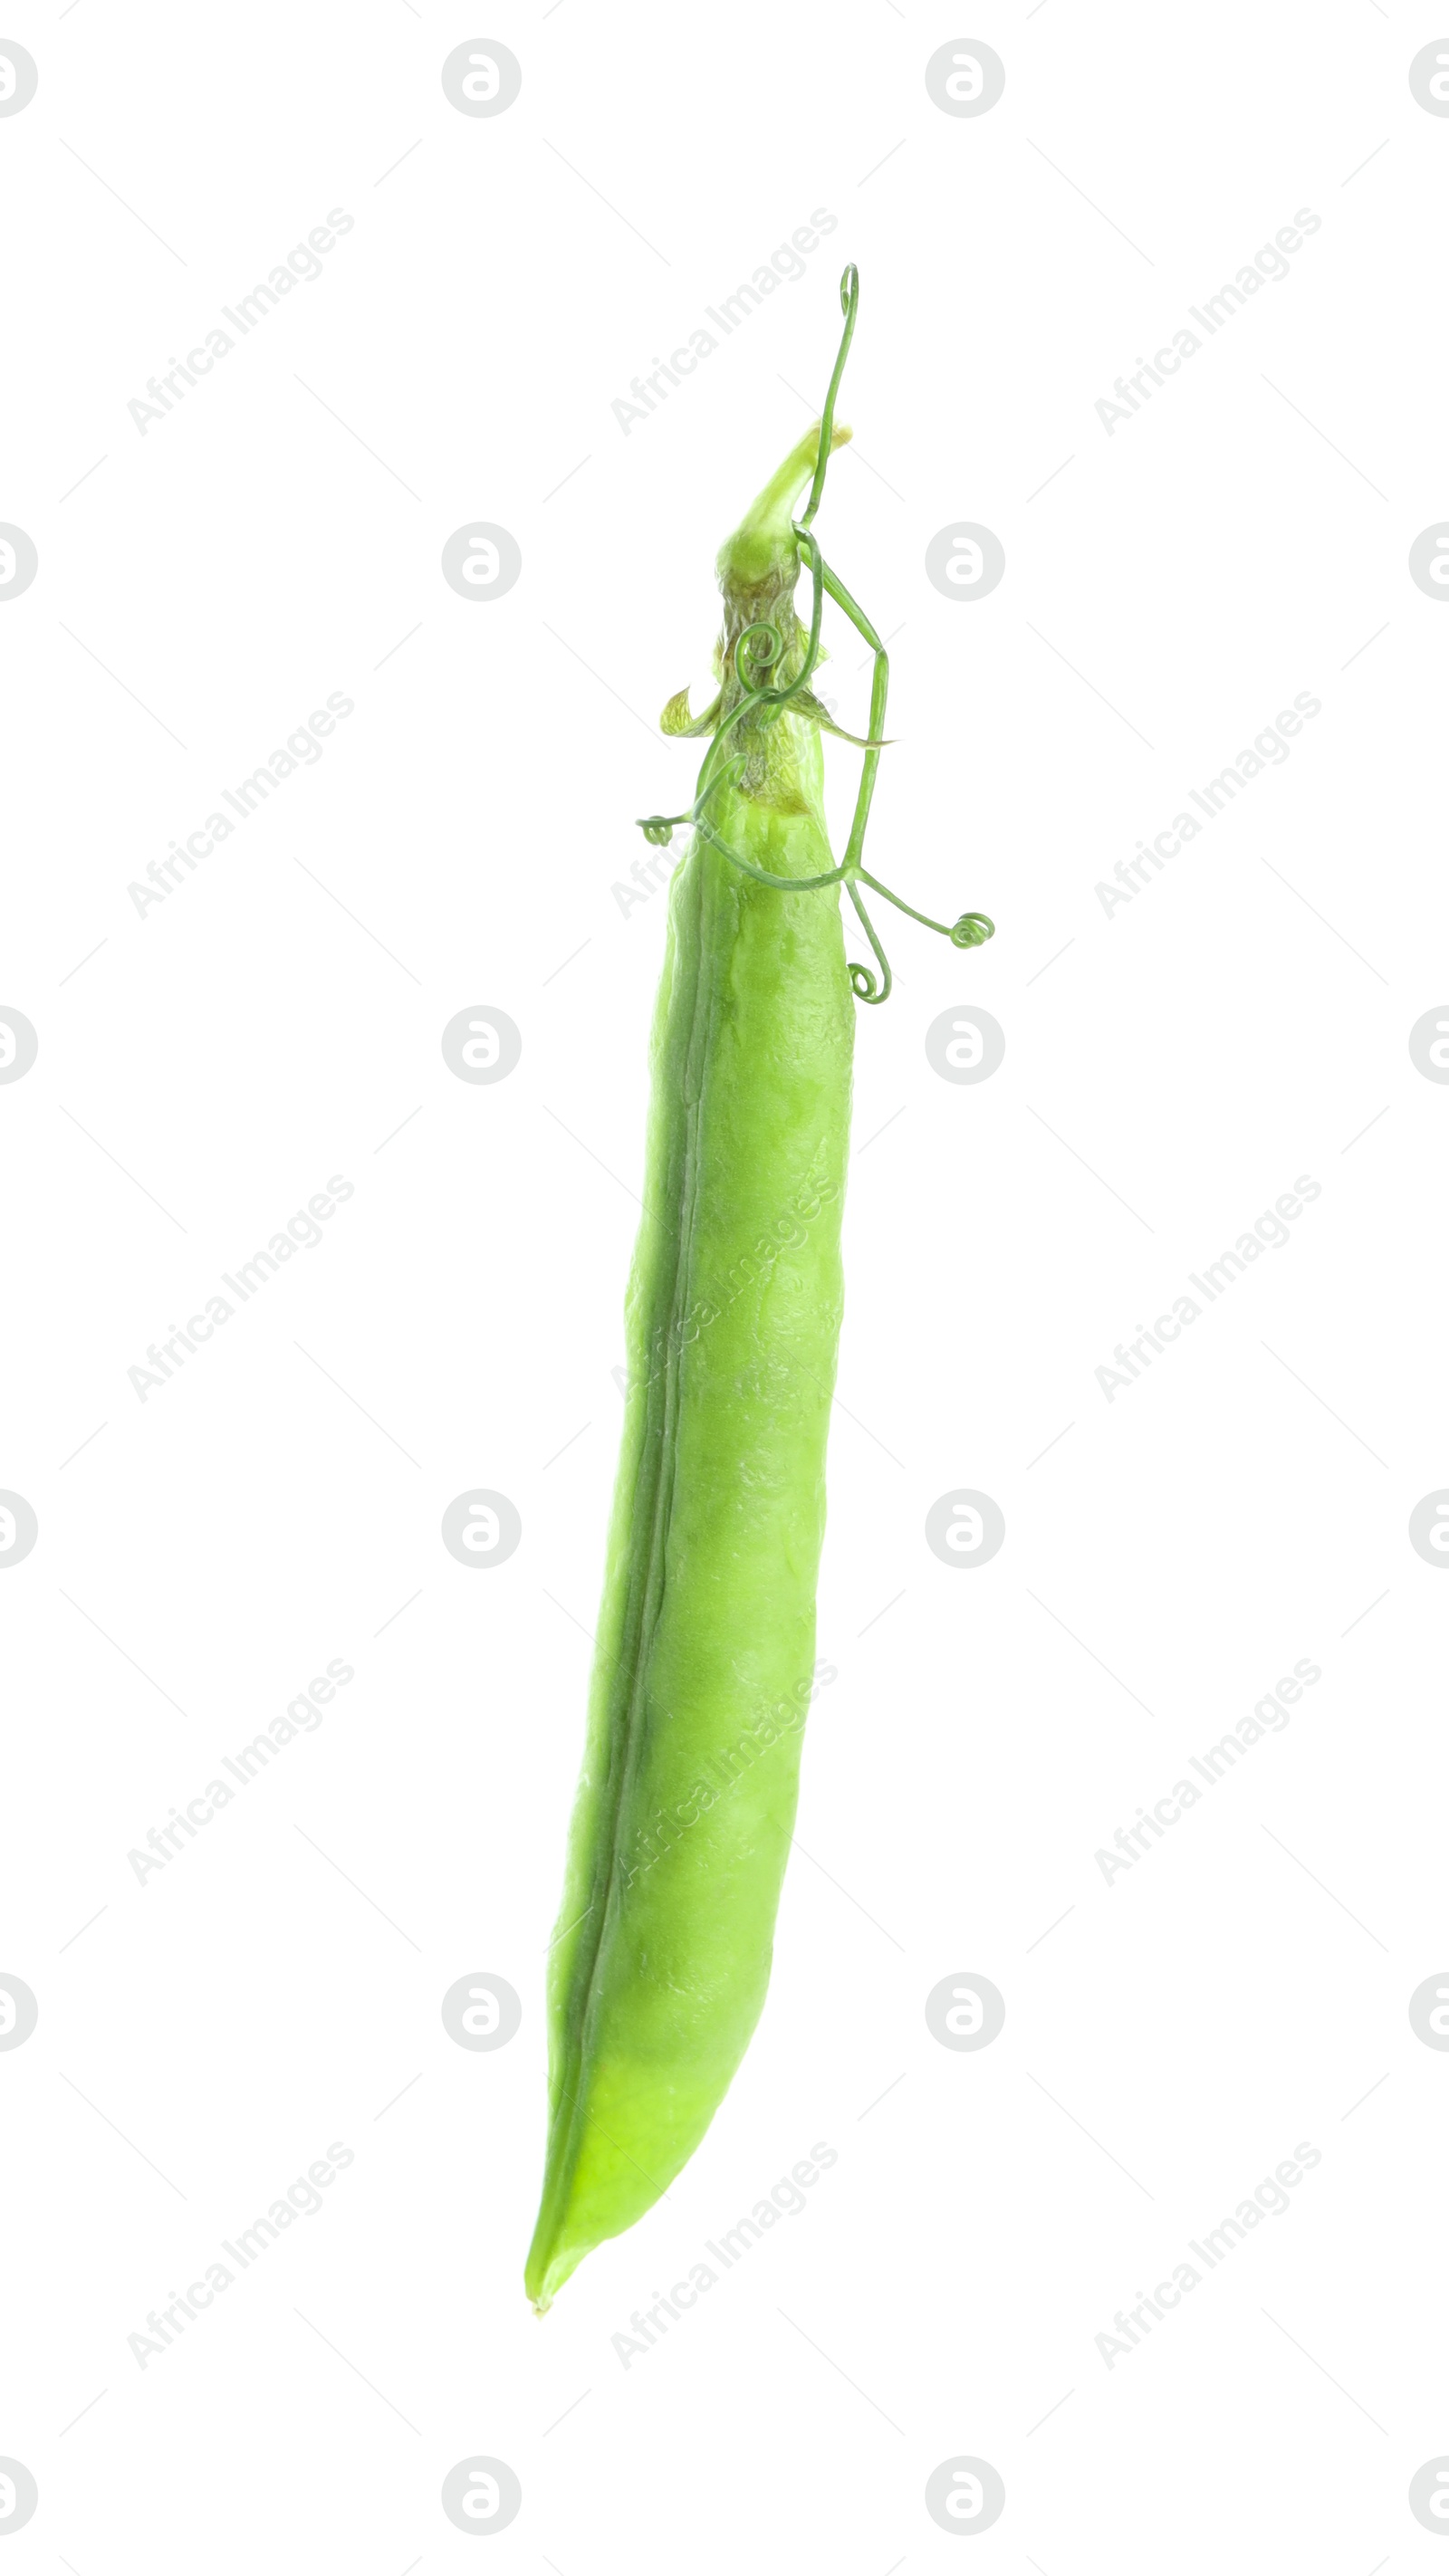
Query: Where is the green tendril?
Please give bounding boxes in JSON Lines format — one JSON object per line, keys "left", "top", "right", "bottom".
{"left": 734, "top": 619, "right": 782, "bottom": 683}
{"left": 846, "top": 879, "right": 892, "bottom": 1004}
{"left": 797, "top": 264, "right": 859, "bottom": 536}
{"left": 634, "top": 265, "right": 993, "bottom": 1003}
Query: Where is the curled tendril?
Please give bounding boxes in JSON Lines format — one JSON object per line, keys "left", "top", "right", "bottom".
{"left": 636, "top": 264, "right": 995, "bottom": 1003}
{"left": 734, "top": 618, "right": 782, "bottom": 683}
{"left": 846, "top": 880, "right": 891, "bottom": 1004}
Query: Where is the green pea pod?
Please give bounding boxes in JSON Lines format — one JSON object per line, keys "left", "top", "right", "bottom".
{"left": 525, "top": 272, "right": 993, "bottom": 2309}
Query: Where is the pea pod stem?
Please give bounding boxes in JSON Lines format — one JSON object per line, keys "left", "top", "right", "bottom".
{"left": 636, "top": 270, "right": 993, "bottom": 1000}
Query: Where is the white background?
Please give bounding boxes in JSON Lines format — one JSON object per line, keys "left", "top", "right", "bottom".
{"left": 3, "top": 2, "right": 1448, "bottom": 2566}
